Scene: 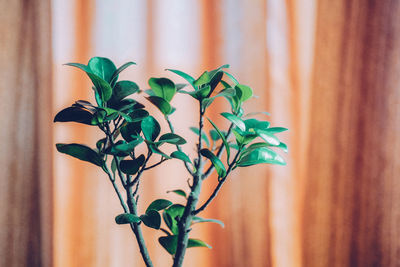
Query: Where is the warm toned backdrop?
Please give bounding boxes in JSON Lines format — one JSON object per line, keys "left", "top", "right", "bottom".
{"left": 1, "top": 0, "right": 399, "bottom": 266}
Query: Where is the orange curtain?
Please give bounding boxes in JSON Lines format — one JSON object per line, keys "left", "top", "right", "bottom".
{"left": 1, "top": 0, "right": 398, "bottom": 266}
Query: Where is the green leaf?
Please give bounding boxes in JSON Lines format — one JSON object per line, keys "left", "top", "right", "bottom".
{"left": 208, "top": 64, "right": 229, "bottom": 79}
{"left": 109, "top": 80, "right": 139, "bottom": 103}
{"left": 207, "top": 118, "right": 230, "bottom": 163}
{"left": 277, "top": 142, "right": 288, "bottom": 153}
{"left": 86, "top": 72, "right": 113, "bottom": 103}
{"left": 176, "top": 83, "right": 188, "bottom": 90}
{"left": 130, "top": 109, "right": 149, "bottom": 122}
{"left": 148, "top": 144, "right": 171, "bottom": 159}
{"left": 192, "top": 216, "right": 224, "bottom": 228}
{"left": 232, "top": 128, "right": 258, "bottom": 146}
{"left": 163, "top": 204, "right": 185, "bottom": 234}
{"left": 110, "top": 61, "right": 136, "bottom": 85}
{"left": 237, "top": 147, "right": 286, "bottom": 167}
{"left": 165, "top": 69, "right": 195, "bottom": 86}
{"left": 244, "top": 118, "right": 270, "bottom": 131}
{"left": 120, "top": 155, "right": 146, "bottom": 175}
{"left": 265, "top": 127, "right": 288, "bottom": 134}
{"left": 56, "top": 143, "right": 104, "bottom": 167}
{"left": 146, "top": 96, "right": 172, "bottom": 115}
{"left": 209, "top": 71, "right": 223, "bottom": 92}
{"left": 167, "top": 189, "right": 187, "bottom": 198}
{"left": 148, "top": 77, "right": 176, "bottom": 102}
{"left": 235, "top": 84, "right": 253, "bottom": 102}
{"left": 254, "top": 129, "right": 280, "bottom": 146}
{"left": 104, "top": 140, "right": 129, "bottom": 157}
{"left": 140, "top": 210, "right": 161, "bottom": 229}
{"left": 54, "top": 106, "right": 95, "bottom": 125}
{"left": 194, "top": 71, "right": 210, "bottom": 87}
{"left": 115, "top": 213, "right": 141, "bottom": 224}
{"left": 121, "top": 122, "right": 142, "bottom": 142}
{"left": 158, "top": 133, "right": 187, "bottom": 145}
{"left": 141, "top": 116, "right": 161, "bottom": 141}
{"left": 243, "top": 111, "right": 271, "bottom": 117}
{"left": 221, "top": 112, "right": 246, "bottom": 131}
{"left": 202, "top": 88, "right": 236, "bottom": 108}
{"left": 114, "top": 138, "right": 143, "bottom": 153}
{"left": 96, "top": 138, "right": 107, "bottom": 152}
{"left": 158, "top": 236, "right": 211, "bottom": 255}
{"left": 200, "top": 149, "right": 226, "bottom": 177}
{"left": 146, "top": 199, "right": 173, "bottom": 213}
{"left": 88, "top": 57, "right": 117, "bottom": 83}
{"left": 223, "top": 71, "right": 239, "bottom": 84}
{"left": 190, "top": 127, "right": 210, "bottom": 147}
{"left": 170, "top": 151, "right": 192, "bottom": 164}
{"left": 209, "top": 129, "right": 220, "bottom": 141}
{"left": 195, "top": 85, "right": 211, "bottom": 99}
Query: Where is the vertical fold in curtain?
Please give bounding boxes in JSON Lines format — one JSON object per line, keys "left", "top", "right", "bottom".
{"left": 0, "top": 0, "right": 52, "bottom": 266}
{"left": 302, "top": 1, "right": 400, "bottom": 266}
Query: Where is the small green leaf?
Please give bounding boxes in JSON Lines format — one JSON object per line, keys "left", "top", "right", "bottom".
{"left": 232, "top": 128, "right": 258, "bottom": 146}
{"left": 56, "top": 143, "right": 104, "bottom": 167}
{"left": 235, "top": 84, "right": 253, "bottom": 102}
{"left": 146, "top": 96, "right": 172, "bottom": 115}
{"left": 140, "top": 210, "right": 161, "bottom": 229}
{"left": 86, "top": 72, "right": 113, "bottom": 102}
{"left": 223, "top": 71, "right": 239, "bottom": 84}
{"left": 141, "top": 116, "right": 161, "bottom": 141}
{"left": 88, "top": 57, "right": 117, "bottom": 83}
{"left": 237, "top": 147, "right": 286, "bottom": 167}
{"left": 158, "top": 133, "right": 187, "bottom": 145}
{"left": 165, "top": 69, "right": 195, "bottom": 86}
{"left": 200, "top": 149, "right": 226, "bottom": 177}
{"left": 54, "top": 106, "right": 95, "bottom": 125}
{"left": 188, "top": 239, "right": 212, "bottom": 249}
{"left": 209, "top": 129, "right": 220, "bottom": 141}
{"left": 148, "top": 144, "right": 172, "bottom": 159}
{"left": 192, "top": 216, "right": 224, "bottom": 228}
{"left": 120, "top": 155, "right": 145, "bottom": 175}
{"left": 163, "top": 204, "right": 185, "bottom": 234}
{"left": 265, "top": 127, "right": 288, "bottom": 134}
{"left": 244, "top": 118, "right": 270, "bottom": 131}
{"left": 115, "top": 213, "right": 141, "bottom": 224}
{"left": 207, "top": 118, "right": 230, "bottom": 163}
{"left": 170, "top": 151, "right": 192, "bottom": 164}
{"left": 146, "top": 199, "right": 173, "bottom": 213}
{"left": 167, "top": 189, "right": 187, "bottom": 198}
{"left": 109, "top": 80, "right": 139, "bottom": 103}
{"left": 221, "top": 112, "right": 246, "bottom": 131}
{"left": 254, "top": 129, "right": 280, "bottom": 146}
{"left": 194, "top": 71, "right": 210, "bottom": 87}
{"left": 277, "top": 142, "right": 288, "bottom": 153}
{"left": 114, "top": 138, "right": 143, "bottom": 153}
{"left": 159, "top": 235, "right": 178, "bottom": 255}
{"left": 190, "top": 127, "right": 210, "bottom": 147}
{"left": 148, "top": 77, "right": 176, "bottom": 102}
{"left": 176, "top": 83, "right": 188, "bottom": 90}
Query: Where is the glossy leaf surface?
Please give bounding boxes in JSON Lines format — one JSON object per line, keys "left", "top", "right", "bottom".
{"left": 115, "top": 213, "right": 141, "bottom": 224}
{"left": 56, "top": 143, "right": 104, "bottom": 167}
{"left": 200, "top": 149, "right": 226, "bottom": 177}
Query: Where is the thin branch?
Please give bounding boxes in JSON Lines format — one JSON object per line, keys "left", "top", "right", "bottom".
{"left": 165, "top": 115, "right": 193, "bottom": 175}
{"left": 193, "top": 149, "right": 242, "bottom": 215}
{"left": 103, "top": 164, "right": 129, "bottom": 213}
{"left": 143, "top": 157, "right": 168, "bottom": 170}
{"left": 203, "top": 123, "right": 234, "bottom": 179}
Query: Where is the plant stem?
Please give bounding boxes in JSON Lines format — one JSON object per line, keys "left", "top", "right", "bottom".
{"left": 172, "top": 104, "right": 205, "bottom": 267}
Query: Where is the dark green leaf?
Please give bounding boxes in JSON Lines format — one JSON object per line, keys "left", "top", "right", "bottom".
{"left": 235, "top": 84, "right": 253, "bottom": 102}
{"left": 207, "top": 118, "right": 230, "bottom": 163}
{"left": 237, "top": 147, "right": 286, "bottom": 167}
{"left": 146, "top": 199, "right": 173, "bottom": 213}
{"left": 121, "top": 122, "right": 142, "bottom": 142}
{"left": 163, "top": 204, "right": 185, "bottom": 234}
{"left": 146, "top": 96, "right": 172, "bottom": 115}
{"left": 209, "top": 71, "right": 223, "bottom": 92}
{"left": 190, "top": 127, "right": 210, "bottom": 147}
{"left": 140, "top": 210, "right": 161, "bottom": 229}
{"left": 110, "top": 80, "right": 139, "bottom": 103}
{"left": 141, "top": 116, "right": 161, "bottom": 141}
{"left": 170, "top": 151, "right": 192, "bottom": 164}
{"left": 200, "top": 149, "right": 226, "bottom": 177}
{"left": 104, "top": 140, "right": 129, "bottom": 157}
{"left": 120, "top": 155, "right": 145, "bottom": 175}
{"left": 167, "top": 189, "right": 187, "bottom": 198}
{"left": 54, "top": 106, "right": 95, "bottom": 125}
{"left": 96, "top": 138, "right": 107, "bottom": 152}
{"left": 115, "top": 213, "right": 141, "bottom": 224}
{"left": 130, "top": 109, "right": 149, "bottom": 122}
{"left": 56, "top": 143, "right": 104, "bottom": 167}
{"left": 148, "top": 77, "right": 176, "bottom": 102}
{"left": 158, "top": 133, "right": 187, "bottom": 145}
{"left": 192, "top": 216, "right": 224, "bottom": 228}
{"left": 158, "top": 235, "right": 211, "bottom": 255}
{"left": 88, "top": 57, "right": 117, "bottom": 83}
{"left": 165, "top": 69, "right": 195, "bottom": 86}
{"left": 114, "top": 138, "right": 143, "bottom": 153}
{"left": 221, "top": 112, "right": 246, "bottom": 131}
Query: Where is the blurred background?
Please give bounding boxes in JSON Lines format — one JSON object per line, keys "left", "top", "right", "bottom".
{"left": 1, "top": 0, "right": 400, "bottom": 266}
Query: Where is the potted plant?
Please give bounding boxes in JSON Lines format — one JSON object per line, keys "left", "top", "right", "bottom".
{"left": 54, "top": 57, "right": 288, "bottom": 267}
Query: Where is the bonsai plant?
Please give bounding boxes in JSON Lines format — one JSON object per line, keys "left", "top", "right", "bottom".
{"left": 54, "top": 57, "right": 288, "bottom": 267}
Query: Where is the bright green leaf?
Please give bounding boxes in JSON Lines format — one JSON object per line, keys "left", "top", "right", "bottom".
{"left": 148, "top": 77, "right": 176, "bottom": 102}
{"left": 265, "top": 127, "right": 288, "bottom": 134}
{"left": 254, "top": 129, "right": 280, "bottom": 146}
{"left": 165, "top": 69, "right": 195, "bottom": 86}
{"left": 88, "top": 57, "right": 117, "bottom": 83}
{"left": 141, "top": 116, "right": 161, "bottom": 141}
{"left": 163, "top": 204, "right": 185, "bottom": 235}
{"left": 170, "top": 151, "right": 192, "bottom": 164}
{"left": 235, "top": 84, "right": 253, "bottom": 102}
{"left": 221, "top": 112, "right": 246, "bottom": 131}
{"left": 207, "top": 118, "right": 230, "bottom": 163}
{"left": 194, "top": 71, "right": 210, "bottom": 87}
{"left": 244, "top": 118, "right": 270, "bottom": 131}
{"left": 237, "top": 147, "right": 286, "bottom": 167}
